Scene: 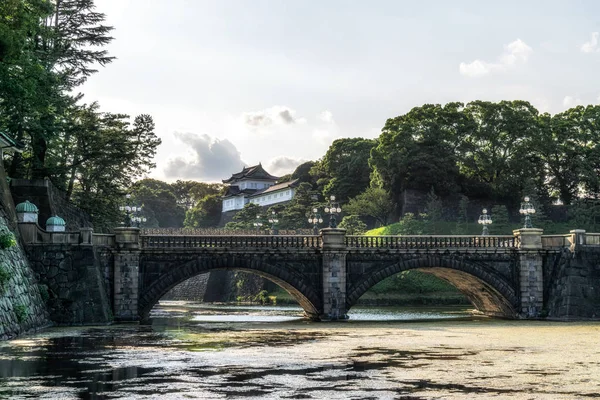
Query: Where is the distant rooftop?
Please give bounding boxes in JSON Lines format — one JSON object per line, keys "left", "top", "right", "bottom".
{"left": 222, "top": 163, "right": 279, "bottom": 184}
{"left": 0, "top": 131, "right": 24, "bottom": 153}
{"left": 248, "top": 179, "right": 299, "bottom": 197}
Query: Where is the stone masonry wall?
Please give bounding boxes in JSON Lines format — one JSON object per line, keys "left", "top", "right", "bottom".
{"left": 546, "top": 247, "right": 600, "bottom": 319}
{"left": 24, "top": 244, "right": 112, "bottom": 325}
{"left": 0, "top": 165, "right": 50, "bottom": 339}
{"left": 162, "top": 273, "right": 210, "bottom": 301}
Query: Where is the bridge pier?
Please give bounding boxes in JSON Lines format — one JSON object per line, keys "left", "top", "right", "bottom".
{"left": 514, "top": 228, "right": 544, "bottom": 318}
{"left": 113, "top": 227, "right": 141, "bottom": 322}
{"left": 320, "top": 229, "right": 348, "bottom": 321}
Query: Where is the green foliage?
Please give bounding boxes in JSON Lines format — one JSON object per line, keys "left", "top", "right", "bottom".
{"left": 170, "top": 180, "right": 224, "bottom": 210}
{"left": 0, "top": 233, "right": 16, "bottom": 249}
{"left": 423, "top": 188, "right": 444, "bottom": 234}
{"left": 387, "top": 213, "right": 428, "bottom": 235}
{"left": 312, "top": 138, "right": 376, "bottom": 203}
{"left": 452, "top": 195, "right": 470, "bottom": 235}
{"left": 185, "top": 194, "right": 222, "bottom": 228}
{"left": 38, "top": 284, "right": 50, "bottom": 303}
{"left": 370, "top": 103, "right": 464, "bottom": 213}
{"left": 278, "top": 182, "right": 319, "bottom": 229}
{"left": 343, "top": 187, "right": 393, "bottom": 226}
{"left": 291, "top": 161, "right": 317, "bottom": 186}
{"left": 338, "top": 215, "right": 367, "bottom": 235}
{"left": 369, "top": 270, "right": 460, "bottom": 295}
{"left": 253, "top": 290, "right": 270, "bottom": 305}
{"left": 14, "top": 303, "right": 28, "bottom": 323}
{"left": 131, "top": 179, "right": 185, "bottom": 228}
{"left": 225, "top": 203, "right": 262, "bottom": 231}
{"left": 490, "top": 205, "right": 512, "bottom": 234}
{"left": 0, "top": 264, "right": 12, "bottom": 294}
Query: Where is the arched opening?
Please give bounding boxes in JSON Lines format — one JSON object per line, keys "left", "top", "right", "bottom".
{"left": 138, "top": 257, "right": 321, "bottom": 322}
{"left": 346, "top": 257, "right": 518, "bottom": 319}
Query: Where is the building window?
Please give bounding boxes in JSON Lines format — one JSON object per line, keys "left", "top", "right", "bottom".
{"left": 268, "top": 195, "right": 272, "bottom": 200}
{"left": 286, "top": 191, "right": 290, "bottom": 196}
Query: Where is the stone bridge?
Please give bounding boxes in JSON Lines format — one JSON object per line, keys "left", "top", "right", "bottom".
{"left": 19, "top": 221, "right": 600, "bottom": 323}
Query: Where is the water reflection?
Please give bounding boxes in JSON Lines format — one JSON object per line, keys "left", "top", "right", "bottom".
{"left": 1, "top": 303, "right": 598, "bottom": 399}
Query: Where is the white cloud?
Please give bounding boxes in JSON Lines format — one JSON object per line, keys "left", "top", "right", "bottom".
{"left": 580, "top": 32, "right": 599, "bottom": 53}
{"left": 459, "top": 39, "right": 532, "bottom": 77}
{"left": 563, "top": 96, "right": 583, "bottom": 108}
{"left": 242, "top": 106, "right": 306, "bottom": 128}
{"left": 318, "top": 110, "right": 334, "bottom": 123}
{"left": 163, "top": 132, "right": 245, "bottom": 181}
{"left": 265, "top": 156, "right": 306, "bottom": 177}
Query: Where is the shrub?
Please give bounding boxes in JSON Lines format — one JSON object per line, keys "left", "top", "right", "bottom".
{"left": 38, "top": 284, "right": 50, "bottom": 303}
{"left": 14, "top": 304, "right": 29, "bottom": 323}
{"left": 0, "top": 233, "right": 16, "bottom": 250}
{"left": 0, "top": 264, "right": 11, "bottom": 294}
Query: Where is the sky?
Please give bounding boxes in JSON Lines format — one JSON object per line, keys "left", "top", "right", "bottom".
{"left": 82, "top": 0, "right": 600, "bottom": 183}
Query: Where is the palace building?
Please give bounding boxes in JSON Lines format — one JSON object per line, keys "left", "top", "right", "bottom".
{"left": 221, "top": 164, "right": 299, "bottom": 213}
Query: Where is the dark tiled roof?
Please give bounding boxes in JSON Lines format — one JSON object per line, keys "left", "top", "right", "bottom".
{"left": 248, "top": 179, "right": 299, "bottom": 198}
{"left": 222, "top": 164, "right": 279, "bottom": 184}
{"left": 0, "top": 131, "right": 24, "bottom": 152}
{"left": 223, "top": 186, "right": 259, "bottom": 199}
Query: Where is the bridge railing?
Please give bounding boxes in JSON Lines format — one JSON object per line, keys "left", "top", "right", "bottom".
{"left": 141, "top": 235, "right": 322, "bottom": 249}
{"left": 541, "top": 234, "right": 570, "bottom": 249}
{"left": 345, "top": 235, "right": 518, "bottom": 249}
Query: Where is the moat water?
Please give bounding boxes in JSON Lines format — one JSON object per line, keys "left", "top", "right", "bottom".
{"left": 1, "top": 302, "right": 599, "bottom": 399}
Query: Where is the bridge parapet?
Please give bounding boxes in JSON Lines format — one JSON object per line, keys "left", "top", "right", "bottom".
{"left": 140, "top": 234, "right": 321, "bottom": 249}
{"left": 345, "top": 235, "right": 518, "bottom": 249}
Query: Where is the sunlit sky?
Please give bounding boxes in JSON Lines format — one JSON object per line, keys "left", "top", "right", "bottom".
{"left": 82, "top": 0, "right": 600, "bottom": 182}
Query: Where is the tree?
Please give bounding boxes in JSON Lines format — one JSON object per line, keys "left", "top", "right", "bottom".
{"left": 130, "top": 179, "right": 185, "bottom": 228}
{"left": 423, "top": 188, "right": 444, "bottom": 234}
{"left": 171, "top": 180, "right": 224, "bottom": 209}
{"left": 338, "top": 215, "right": 367, "bottom": 235}
{"left": 343, "top": 187, "right": 393, "bottom": 227}
{"left": 184, "top": 194, "right": 222, "bottom": 228}
{"left": 490, "top": 205, "right": 511, "bottom": 234}
{"left": 370, "top": 103, "right": 466, "bottom": 214}
{"left": 225, "top": 203, "right": 262, "bottom": 230}
{"left": 458, "top": 100, "right": 542, "bottom": 207}
{"left": 312, "top": 138, "right": 376, "bottom": 203}
{"left": 278, "top": 182, "right": 318, "bottom": 229}
{"left": 3, "top": 0, "right": 115, "bottom": 179}
{"left": 452, "top": 195, "right": 470, "bottom": 235}
{"left": 291, "top": 161, "right": 317, "bottom": 186}
{"left": 67, "top": 111, "right": 161, "bottom": 231}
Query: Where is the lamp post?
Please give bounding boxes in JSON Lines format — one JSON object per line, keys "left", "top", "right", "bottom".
{"left": 477, "top": 208, "right": 492, "bottom": 236}
{"left": 119, "top": 194, "right": 145, "bottom": 227}
{"left": 268, "top": 211, "right": 279, "bottom": 235}
{"left": 253, "top": 215, "right": 263, "bottom": 234}
{"left": 308, "top": 207, "right": 323, "bottom": 235}
{"left": 324, "top": 195, "right": 342, "bottom": 228}
{"left": 519, "top": 196, "right": 536, "bottom": 229}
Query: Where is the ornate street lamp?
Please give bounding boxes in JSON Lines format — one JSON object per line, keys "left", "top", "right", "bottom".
{"left": 519, "top": 196, "right": 536, "bottom": 229}
{"left": 308, "top": 208, "right": 323, "bottom": 235}
{"left": 268, "top": 211, "right": 279, "bottom": 235}
{"left": 477, "top": 208, "right": 492, "bottom": 236}
{"left": 324, "top": 195, "right": 342, "bottom": 228}
{"left": 119, "top": 194, "right": 145, "bottom": 227}
{"left": 253, "top": 214, "right": 263, "bottom": 234}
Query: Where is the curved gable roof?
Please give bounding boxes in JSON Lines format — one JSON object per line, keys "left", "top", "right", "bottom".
{"left": 222, "top": 164, "right": 279, "bottom": 184}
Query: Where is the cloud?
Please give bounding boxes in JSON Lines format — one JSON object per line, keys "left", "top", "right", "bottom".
{"left": 459, "top": 39, "right": 532, "bottom": 77}
{"left": 163, "top": 132, "right": 245, "bottom": 181}
{"left": 242, "top": 106, "right": 305, "bottom": 127}
{"left": 318, "top": 110, "right": 334, "bottom": 123}
{"left": 265, "top": 156, "right": 306, "bottom": 176}
{"left": 563, "top": 96, "right": 583, "bottom": 108}
{"left": 581, "top": 32, "right": 599, "bottom": 53}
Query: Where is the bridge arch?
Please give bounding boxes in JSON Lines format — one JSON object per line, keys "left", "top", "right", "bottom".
{"left": 346, "top": 255, "right": 518, "bottom": 318}
{"left": 138, "top": 254, "right": 322, "bottom": 321}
